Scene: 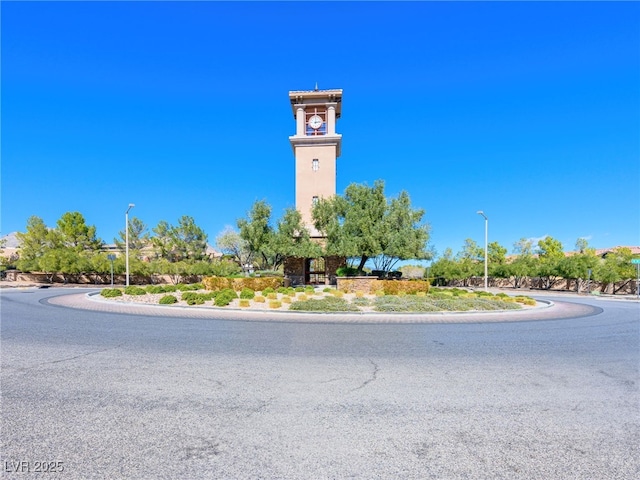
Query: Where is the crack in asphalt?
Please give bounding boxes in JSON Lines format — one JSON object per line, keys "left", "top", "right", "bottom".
{"left": 4, "top": 344, "right": 124, "bottom": 373}
{"left": 351, "top": 359, "right": 379, "bottom": 392}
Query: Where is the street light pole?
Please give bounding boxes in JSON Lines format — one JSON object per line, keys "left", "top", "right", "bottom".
{"left": 125, "top": 203, "right": 135, "bottom": 286}
{"left": 476, "top": 211, "right": 488, "bottom": 291}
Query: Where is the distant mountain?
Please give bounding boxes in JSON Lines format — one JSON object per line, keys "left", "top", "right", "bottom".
{"left": 0, "top": 232, "right": 20, "bottom": 249}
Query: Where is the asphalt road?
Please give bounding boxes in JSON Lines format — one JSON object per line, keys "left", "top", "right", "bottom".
{"left": 1, "top": 288, "right": 638, "bottom": 479}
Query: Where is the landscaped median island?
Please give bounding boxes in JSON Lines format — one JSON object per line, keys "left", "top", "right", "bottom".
{"left": 99, "top": 281, "right": 537, "bottom": 313}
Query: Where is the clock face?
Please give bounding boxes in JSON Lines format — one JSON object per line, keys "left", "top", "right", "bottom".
{"left": 308, "top": 114, "right": 323, "bottom": 130}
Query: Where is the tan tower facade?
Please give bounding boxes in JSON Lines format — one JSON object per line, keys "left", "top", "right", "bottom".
{"left": 288, "top": 88, "right": 342, "bottom": 237}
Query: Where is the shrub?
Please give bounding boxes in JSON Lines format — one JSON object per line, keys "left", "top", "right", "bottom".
{"left": 277, "top": 287, "right": 288, "bottom": 294}
{"left": 323, "top": 287, "right": 332, "bottom": 293}
{"left": 331, "top": 290, "right": 344, "bottom": 298}
{"left": 267, "top": 292, "right": 278, "bottom": 300}
{"left": 375, "top": 290, "right": 385, "bottom": 297}
{"left": 182, "top": 292, "right": 207, "bottom": 305}
{"left": 124, "top": 286, "right": 147, "bottom": 296}
{"left": 221, "top": 288, "right": 238, "bottom": 299}
{"left": 514, "top": 296, "right": 536, "bottom": 305}
{"left": 240, "top": 288, "right": 255, "bottom": 300}
{"left": 297, "top": 294, "right": 308, "bottom": 301}
{"left": 209, "top": 258, "right": 242, "bottom": 277}
{"left": 476, "top": 290, "right": 494, "bottom": 297}
{"left": 214, "top": 293, "right": 234, "bottom": 307}
{"left": 281, "top": 296, "right": 292, "bottom": 304}
{"left": 355, "top": 291, "right": 364, "bottom": 298}
{"left": 146, "top": 285, "right": 165, "bottom": 294}
{"left": 239, "top": 299, "right": 250, "bottom": 308}
{"left": 352, "top": 297, "right": 371, "bottom": 307}
{"left": 181, "top": 291, "right": 199, "bottom": 302}
{"left": 295, "top": 286, "right": 305, "bottom": 292}
{"left": 374, "top": 296, "right": 438, "bottom": 312}
{"left": 254, "top": 295, "right": 266, "bottom": 303}
{"left": 262, "top": 287, "right": 275, "bottom": 295}
{"left": 159, "top": 295, "right": 178, "bottom": 305}
{"left": 290, "top": 296, "right": 360, "bottom": 312}
{"left": 268, "top": 300, "right": 282, "bottom": 309}
{"left": 304, "top": 286, "right": 315, "bottom": 293}
{"left": 101, "top": 288, "right": 122, "bottom": 298}
{"left": 336, "top": 266, "right": 360, "bottom": 277}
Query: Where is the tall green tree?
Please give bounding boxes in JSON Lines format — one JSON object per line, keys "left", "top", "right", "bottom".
{"left": 270, "top": 208, "right": 322, "bottom": 261}
{"left": 237, "top": 200, "right": 275, "bottom": 270}
{"left": 558, "top": 251, "right": 599, "bottom": 292}
{"left": 172, "top": 216, "right": 208, "bottom": 261}
{"left": 575, "top": 237, "right": 590, "bottom": 254}
{"left": 430, "top": 248, "right": 458, "bottom": 284}
{"left": 151, "top": 216, "right": 208, "bottom": 262}
{"left": 371, "top": 191, "right": 431, "bottom": 272}
{"left": 488, "top": 241, "right": 508, "bottom": 278}
{"left": 115, "top": 217, "right": 149, "bottom": 255}
{"left": 16, "top": 216, "right": 55, "bottom": 271}
{"left": 454, "top": 239, "right": 483, "bottom": 284}
{"left": 313, "top": 180, "right": 429, "bottom": 272}
{"left": 56, "top": 211, "right": 103, "bottom": 251}
{"left": 488, "top": 241, "right": 507, "bottom": 265}
{"left": 151, "top": 220, "right": 173, "bottom": 260}
{"left": 313, "top": 180, "right": 386, "bottom": 272}
{"left": 216, "top": 225, "right": 253, "bottom": 269}
{"left": 235, "top": 203, "right": 322, "bottom": 271}
{"left": 594, "top": 247, "right": 636, "bottom": 293}
{"left": 506, "top": 238, "right": 536, "bottom": 288}
{"left": 535, "top": 236, "right": 564, "bottom": 289}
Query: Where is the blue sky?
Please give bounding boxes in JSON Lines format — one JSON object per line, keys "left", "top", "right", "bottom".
{"left": 2, "top": 1, "right": 639, "bottom": 262}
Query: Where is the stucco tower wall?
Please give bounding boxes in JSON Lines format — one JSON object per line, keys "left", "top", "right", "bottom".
{"left": 295, "top": 144, "right": 337, "bottom": 229}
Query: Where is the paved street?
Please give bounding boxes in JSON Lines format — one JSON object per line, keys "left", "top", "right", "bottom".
{"left": 1, "top": 288, "right": 638, "bottom": 479}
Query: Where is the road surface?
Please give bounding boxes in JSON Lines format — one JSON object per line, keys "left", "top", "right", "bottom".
{"left": 1, "top": 288, "right": 638, "bottom": 479}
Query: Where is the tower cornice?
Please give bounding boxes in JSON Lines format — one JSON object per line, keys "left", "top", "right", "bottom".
{"left": 289, "top": 134, "right": 342, "bottom": 157}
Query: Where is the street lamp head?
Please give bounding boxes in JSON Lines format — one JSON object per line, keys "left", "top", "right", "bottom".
{"left": 477, "top": 210, "right": 487, "bottom": 220}
{"left": 126, "top": 203, "right": 135, "bottom": 214}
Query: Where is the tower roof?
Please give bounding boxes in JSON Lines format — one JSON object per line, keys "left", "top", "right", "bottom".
{"left": 289, "top": 88, "right": 342, "bottom": 118}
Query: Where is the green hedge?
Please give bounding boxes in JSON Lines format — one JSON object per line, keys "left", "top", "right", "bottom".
{"left": 101, "top": 288, "right": 122, "bottom": 298}
{"left": 124, "top": 286, "right": 147, "bottom": 296}
{"left": 290, "top": 296, "right": 360, "bottom": 312}
{"left": 202, "top": 276, "right": 282, "bottom": 292}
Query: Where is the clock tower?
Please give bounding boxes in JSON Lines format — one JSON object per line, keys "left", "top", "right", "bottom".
{"left": 288, "top": 87, "right": 342, "bottom": 237}
{"left": 285, "top": 86, "right": 345, "bottom": 285}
